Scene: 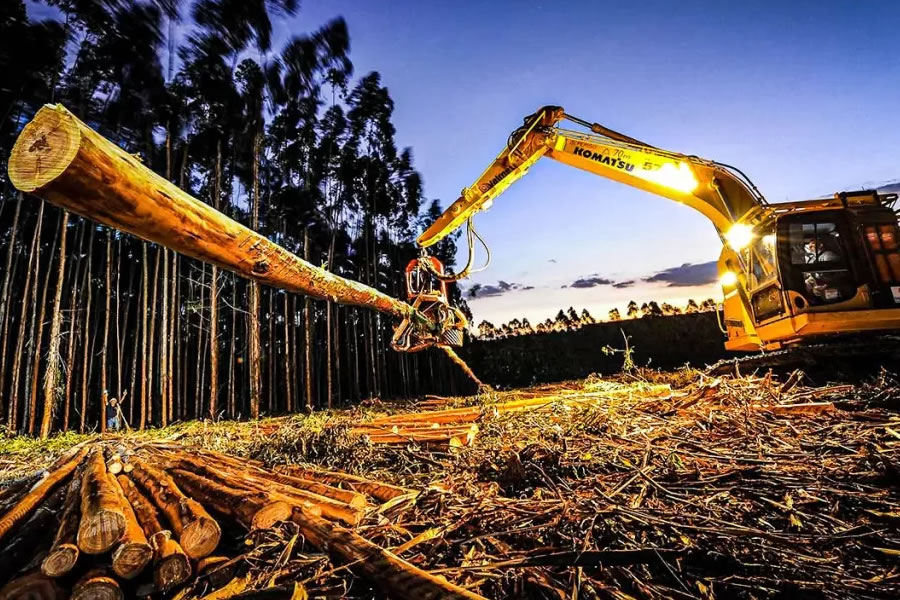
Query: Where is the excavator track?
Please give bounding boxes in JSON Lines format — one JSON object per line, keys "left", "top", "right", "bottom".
{"left": 707, "top": 335, "right": 900, "bottom": 376}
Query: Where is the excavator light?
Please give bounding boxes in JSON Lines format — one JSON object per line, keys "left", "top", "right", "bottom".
{"left": 724, "top": 223, "right": 754, "bottom": 250}
{"left": 719, "top": 271, "right": 738, "bottom": 287}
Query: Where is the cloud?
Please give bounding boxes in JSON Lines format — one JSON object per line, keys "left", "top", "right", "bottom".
{"left": 468, "top": 280, "right": 531, "bottom": 298}
{"left": 548, "top": 259, "right": 558, "bottom": 263}
{"left": 643, "top": 261, "right": 718, "bottom": 287}
{"left": 612, "top": 280, "right": 635, "bottom": 289}
{"left": 570, "top": 276, "right": 614, "bottom": 288}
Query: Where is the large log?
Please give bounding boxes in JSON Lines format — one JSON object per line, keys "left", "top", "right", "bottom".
{"left": 77, "top": 448, "right": 126, "bottom": 554}
{"left": 41, "top": 475, "right": 82, "bottom": 577}
{"left": 0, "top": 444, "right": 88, "bottom": 545}
{"left": 158, "top": 452, "right": 360, "bottom": 526}
{"left": 0, "top": 486, "right": 66, "bottom": 576}
{"left": 290, "top": 505, "right": 487, "bottom": 600}
{"left": 8, "top": 104, "right": 428, "bottom": 326}
{"left": 116, "top": 474, "right": 191, "bottom": 590}
{"left": 167, "top": 468, "right": 292, "bottom": 530}
{"left": 130, "top": 458, "right": 220, "bottom": 559}
{"left": 110, "top": 474, "right": 152, "bottom": 580}
{"left": 275, "top": 465, "right": 414, "bottom": 503}
{"left": 0, "top": 571, "right": 64, "bottom": 600}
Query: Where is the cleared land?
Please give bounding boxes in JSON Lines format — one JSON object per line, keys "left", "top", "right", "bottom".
{"left": 2, "top": 367, "right": 899, "bottom": 599}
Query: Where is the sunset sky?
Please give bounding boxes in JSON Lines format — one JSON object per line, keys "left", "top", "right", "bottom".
{"left": 28, "top": 0, "right": 900, "bottom": 325}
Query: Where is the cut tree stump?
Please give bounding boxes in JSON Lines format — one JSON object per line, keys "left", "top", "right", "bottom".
{"left": 41, "top": 475, "right": 82, "bottom": 577}
{"left": 77, "top": 448, "right": 126, "bottom": 554}
{"left": 130, "top": 458, "right": 220, "bottom": 559}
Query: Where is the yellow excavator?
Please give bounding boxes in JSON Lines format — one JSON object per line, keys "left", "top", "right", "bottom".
{"left": 393, "top": 106, "right": 900, "bottom": 357}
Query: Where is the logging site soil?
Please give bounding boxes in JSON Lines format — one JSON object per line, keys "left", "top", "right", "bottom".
{"left": 3, "top": 367, "right": 900, "bottom": 600}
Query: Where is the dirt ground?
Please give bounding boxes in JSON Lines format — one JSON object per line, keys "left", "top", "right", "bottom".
{"left": 3, "top": 366, "right": 900, "bottom": 599}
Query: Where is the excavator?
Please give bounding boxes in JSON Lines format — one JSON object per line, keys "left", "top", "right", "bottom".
{"left": 392, "top": 105, "right": 900, "bottom": 363}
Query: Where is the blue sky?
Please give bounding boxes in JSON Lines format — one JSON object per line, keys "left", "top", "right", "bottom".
{"left": 28, "top": 0, "right": 900, "bottom": 324}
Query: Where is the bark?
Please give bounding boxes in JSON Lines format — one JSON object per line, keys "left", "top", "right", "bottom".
{"left": 147, "top": 247, "right": 160, "bottom": 425}
{"left": 277, "top": 464, "right": 413, "bottom": 503}
{"left": 0, "top": 485, "right": 66, "bottom": 576}
{"left": 62, "top": 241, "right": 80, "bottom": 432}
{"left": 40, "top": 211, "right": 70, "bottom": 438}
{"left": 283, "top": 290, "right": 292, "bottom": 413}
{"left": 41, "top": 474, "right": 81, "bottom": 577}
{"left": 303, "top": 229, "right": 313, "bottom": 411}
{"left": 160, "top": 248, "right": 169, "bottom": 426}
{"left": 77, "top": 448, "right": 126, "bottom": 554}
{"left": 130, "top": 458, "right": 220, "bottom": 559}
{"left": 209, "top": 139, "right": 222, "bottom": 421}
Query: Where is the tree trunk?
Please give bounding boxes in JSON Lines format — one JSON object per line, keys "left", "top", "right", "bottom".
{"left": 40, "top": 210, "right": 70, "bottom": 438}
{"left": 0, "top": 194, "right": 23, "bottom": 420}
{"left": 77, "top": 448, "right": 126, "bottom": 554}
{"left": 303, "top": 229, "right": 313, "bottom": 411}
{"left": 9, "top": 200, "right": 43, "bottom": 431}
{"left": 140, "top": 243, "right": 149, "bottom": 430}
{"left": 99, "top": 233, "right": 112, "bottom": 432}
{"left": 110, "top": 473, "right": 152, "bottom": 580}
{"left": 41, "top": 475, "right": 81, "bottom": 577}
{"left": 80, "top": 226, "right": 95, "bottom": 433}
{"left": 160, "top": 249, "right": 168, "bottom": 427}
{"left": 248, "top": 132, "right": 262, "bottom": 420}
{"left": 148, "top": 248, "right": 160, "bottom": 425}
{"left": 27, "top": 208, "right": 59, "bottom": 434}
{"left": 209, "top": 140, "right": 222, "bottom": 421}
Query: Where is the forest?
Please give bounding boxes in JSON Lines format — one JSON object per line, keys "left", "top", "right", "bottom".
{"left": 0, "top": 0, "right": 473, "bottom": 439}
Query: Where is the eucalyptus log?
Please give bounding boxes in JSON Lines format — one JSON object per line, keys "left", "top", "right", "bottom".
{"left": 130, "top": 458, "right": 220, "bottom": 558}
{"left": 41, "top": 475, "right": 82, "bottom": 577}
{"left": 291, "top": 505, "right": 486, "bottom": 600}
{"left": 115, "top": 475, "right": 190, "bottom": 590}
{"left": 110, "top": 474, "right": 152, "bottom": 579}
{"left": 167, "top": 468, "right": 292, "bottom": 530}
{"left": 8, "top": 104, "right": 429, "bottom": 326}
{"left": 159, "top": 453, "right": 358, "bottom": 525}
{"left": 0, "top": 444, "right": 88, "bottom": 544}
{"left": 72, "top": 569, "right": 122, "bottom": 600}
{"left": 276, "top": 465, "right": 413, "bottom": 503}
{"left": 77, "top": 448, "right": 126, "bottom": 554}
{"left": 0, "top": 571, "right": 64, "bottom": 600}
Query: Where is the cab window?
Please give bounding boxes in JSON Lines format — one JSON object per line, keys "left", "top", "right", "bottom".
{"left": 787, "top": 221, "right": 854, "bottom": 305}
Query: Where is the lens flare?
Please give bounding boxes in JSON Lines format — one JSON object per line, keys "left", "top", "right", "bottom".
{"left": 725, "top": 223, "right": 754, "bottom": 250}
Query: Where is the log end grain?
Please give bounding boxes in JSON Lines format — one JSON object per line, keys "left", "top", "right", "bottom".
{"left": 111, "top": 540, "right": 153, "bottom": 580}
{"left": 179, "top": 515, "right": 221, "bottom": 559}
{"left": 250, "top": 500, "right": 293, "bottom": 530}
{"left": 40, "top": 543, "right": 79, "bottom": 577}
{"left": 8, "top": 105, "right": 80, "bottom": 193}
{"left": 72, "top": 571, "right": 122, "bottom": 600}
{"left": 77, "top": 508, "right": 126, "bottom": 554}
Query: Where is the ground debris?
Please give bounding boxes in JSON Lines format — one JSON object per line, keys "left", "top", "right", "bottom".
{"left": 3, "top": 368, "right": 900, "bottom": 598}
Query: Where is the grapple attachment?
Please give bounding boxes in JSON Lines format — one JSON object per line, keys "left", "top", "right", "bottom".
{"left": 391, "top": 257, "right": 467, "bottom": 352}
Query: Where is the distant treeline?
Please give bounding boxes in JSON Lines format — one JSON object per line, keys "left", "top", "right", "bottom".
{"left": 475, "top": 298, "right": 718, "bottom": 340}
{"left": 460, "top": 312, "right": 733, "bottom": 388}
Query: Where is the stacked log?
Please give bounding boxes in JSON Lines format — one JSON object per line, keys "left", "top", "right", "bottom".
{"left": 0, "top": 442, "right": 484, "bottom": 600}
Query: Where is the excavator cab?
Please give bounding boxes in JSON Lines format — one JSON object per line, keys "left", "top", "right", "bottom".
{"left": 721, "top": 191, "right": 900, "bottom": 350}
{"left": 391, "top": 257, "right": 468, "bottom": 352}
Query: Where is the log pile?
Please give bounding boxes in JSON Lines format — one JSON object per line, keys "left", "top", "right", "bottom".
{"left": 0, "top": 442, "right": 483, "bottom": 600}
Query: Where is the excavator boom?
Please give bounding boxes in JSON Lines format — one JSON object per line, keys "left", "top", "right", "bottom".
{"left": 418, "top": 106, "right": 765, "bottom": 248}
